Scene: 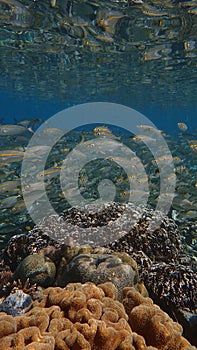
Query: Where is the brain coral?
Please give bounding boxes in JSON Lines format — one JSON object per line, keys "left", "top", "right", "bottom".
{"left": 0, "top": 282, "right": 196, "bottom": 350}
{"left": 56, "top": 248, "right": 145, "bottom": 300}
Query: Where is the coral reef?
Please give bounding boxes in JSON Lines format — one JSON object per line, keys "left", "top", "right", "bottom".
{"left": 1, "top": 236, "right": 147, "bottom": 301}
{"left": 28, "top": 203, "right": 154, "bottom": 246}
{"left": 141, "top": 262, "right": 196, "bottom": 312}
{"left": 15, "top": 254, "right": 56, "bottom": 288}
{"left": 122, "top": 287, "right": 196, "bottom": 350}
{"left": 2, "top": 232, "right": 62, "bottom": 272}
{"left": 107, "top": 213, "right": 197, "bottom": 345}
{"left": 0, "top": 202, "right": 196, "bottom": 344}
{"left": 56, "top": 247, "right": 146, "bottom": 300}
{"left": 0, "top": 282, "right": 195, "bottom": 350}
{"left": 108, "top": 205, "right": 181, "bottom": 262}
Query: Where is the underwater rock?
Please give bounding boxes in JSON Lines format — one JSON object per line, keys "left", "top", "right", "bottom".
{"left": 0, "top": 290, "right": 32, "bottom": 316}
{"left": 14, "top": 253, "right": 56, "bottom": 288}
{"left": 177, "top": 309, "right": 197, "bottom": 347}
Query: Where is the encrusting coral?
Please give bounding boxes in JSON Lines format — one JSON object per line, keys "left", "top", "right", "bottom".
{"left": 0, "top": 282, "right": 196, "bottom": 350}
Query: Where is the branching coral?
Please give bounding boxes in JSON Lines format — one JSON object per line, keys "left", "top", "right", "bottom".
{"left": 0, "top": 282, "right": 196, "bottom": 350}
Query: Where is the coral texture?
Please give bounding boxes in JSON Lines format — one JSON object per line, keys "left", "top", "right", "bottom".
{"left": 122, "top": 287, "right": 196, "bottom": 350}
{"left": 0, "top": 202, "right": 196, "bottom": 345}
{"left": 0, "top": 282, "right": 195, "bottom": 350}
{"left": 56, "top": 247, "right": 146, "bottom": 300}
{"left": 15, "top": 253, "right": 56, "bottom": 287}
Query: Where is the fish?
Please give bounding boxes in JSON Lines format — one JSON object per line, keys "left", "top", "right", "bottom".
{"left": 0, "top": 150, "right": 24, "bottom": 163}
{"left": 142, "top": 4, "right": 168, "bottom": 16}
{"left": 41, "top": 127, "right": 64, "bottom": 136}
{"left": 152, "top": 154, "right": 175, "bottom": 164}
{"left": 0, "top": 180, "right": 21, "bottom": 195}
{"left": 0, "top": 195, "right": 20, "bottom": 209}
{"left": 96, "top": 9, "right": 126, "bottom": 35}
{"left": 136, "top": 124, "right": 163, "bottom": 134}
{"left": 36, "top": 166, "right": 61, "bottom": 181}
{"left": 177, "top": 122, "right": 188, "bottom": 132}
{"left": 93, "top": 126, "right": 120, "bottom": 139}
{"left": 16, "top": 117, "right": 41, "bottom": 129}
{"left": 22, "top": 182, "right": 46, "bottom": 194}
{"left": 180, "top": 210, "right": 197, "bottom": 220}
{"left": 11, "top": 200, "right": 27, "bottom": 214}
{"left": 133, "top": 135, "right": 157, "bottom": 144}
{"left": 24, "top": 145, "right": 51, "bottom": 158}
{"left": 189, "top": 143, "right": 197, "bottom": 152}
{"left": 0, "top": 124, "right": 32, "bottom": 136}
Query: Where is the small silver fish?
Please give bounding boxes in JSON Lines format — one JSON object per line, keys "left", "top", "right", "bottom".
{"left": 93, "top": 126, "right": 120, "bottom": 139}
{"left": 0, "top": 195, "right": 20, "bottom": 209}
{"left": 16, "top": 117, "right": 41, "bottom": 128}
{"left": 0, "top": 150, "right": 24, "bottom": 163}
{"left": 0, "top": 180, "right": 21, "bottom": 195}
{"left": 177, "top": 122, "right": 188, "bottom": 132}
{"left": 0, "top": 124, "right": 31, "bottom": 136}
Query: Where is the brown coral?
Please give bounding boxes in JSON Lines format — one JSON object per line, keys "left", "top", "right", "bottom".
{"left": 0, "top": 326, "right": 55, "bottom": 349}
{"left": 0, "top": 282, "right": 196, "bottom": 350}
{"left": 56, "top": 249, "right": 143, "bottom": 300}
{"left": 122, "top": 287, "right": 196, "bottom": 350}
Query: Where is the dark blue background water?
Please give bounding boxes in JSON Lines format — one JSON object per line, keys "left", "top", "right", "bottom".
{"left": 1, "top": 88, "right": 196, "bottom": 135}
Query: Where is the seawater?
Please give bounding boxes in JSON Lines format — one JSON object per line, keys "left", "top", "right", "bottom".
{"left": 0, "top": 0, "right": 196, "bottom": 250}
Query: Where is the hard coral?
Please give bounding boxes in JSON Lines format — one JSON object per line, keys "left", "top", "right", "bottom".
{"left": 56, "top": 250, "right": 143, "bottom": 300}
{"left": 108, "top": 207, "right": 181, "bottom": 263}
{"left": 122, "top": 287, "right": 196, "bottom": 350}
{"left": 2, "top": 231, "right": 62, "bottom": 272}
{"left": 0, "top": 269, "right": 13, "bottom": 297}
{"left": 0, "top": 326, "right": 55, "bottom": 350}
{"left": 0, "top": 282, "right": 195, "bottom": 350}
{"left": 141, "top": 262, "right": 197, "bottom": 312}
{"left": 15, "top": 254, "right": 56, "bottom": 287}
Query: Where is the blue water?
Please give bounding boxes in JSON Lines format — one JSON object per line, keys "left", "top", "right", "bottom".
{"left": 1, "top": 89, "right": 196, "bottom": 135}
{"left": 0, "top": 0, "right": 197, "bottom": 237}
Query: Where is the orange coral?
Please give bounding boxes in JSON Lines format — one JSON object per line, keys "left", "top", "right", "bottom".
{"left": 0, "top": 314, "right": 17, "bottom": 338}
{"left": 122, "top": 287, "right": 196, "bottom": 350}
{"left": 0, "top": 282, "right": 196, "bottom": 350}
{"left": 0, "top": 326, "right": 55, "bottom": 350}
